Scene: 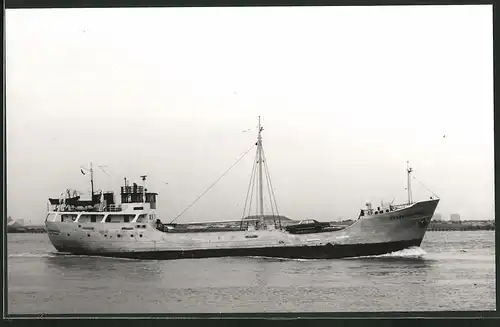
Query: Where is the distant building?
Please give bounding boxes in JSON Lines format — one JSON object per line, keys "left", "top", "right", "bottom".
{"left": 450, "top": 213, "right": 461, "bottom": 222}
{"left": 432, "top": 213, "right": 442, "bottom": 221}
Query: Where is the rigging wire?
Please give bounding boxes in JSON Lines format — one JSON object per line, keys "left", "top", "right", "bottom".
{"left": 98, "top": 165, "right": 110, "bottom": 176}
{"left": 240, "top": 149, "right": 259, "bottom": 226}
{"left": 265, "top": 170, "right": 275, "bottom": 216}
{"left": 169, "top": 144, "right": 256, "bottom": 224}
{"left": 247, "top": 159, "right": 257, "bottom": 220}
{"left": 262, "top": 154, "right": 275, "bottom": 216}
{"left": 258, "top": 155, "right": 274, "bottom": 226}
{"left": 264, "top": 166, "right": 277, "bottom": 227}
{"left": 262, "top": 149, "right": 279, "bottom": 215}
{"left": 240, "top": 160, "right": 257, "bottom": 229}
{"left": 412, "top": 175, "right": 440, "bottom": 199}
{"left": 255, "top": 171, "right": 259, "bottom": 218}
{"left": 261, "top": 148, "right": 281, "bottom": 228}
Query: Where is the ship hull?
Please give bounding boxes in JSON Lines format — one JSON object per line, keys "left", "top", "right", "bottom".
{"left": 45, "top": 199, "right": 439, "bottom": 260}
{"left": 52, "top": 238, "right": 423, "bottom": 260}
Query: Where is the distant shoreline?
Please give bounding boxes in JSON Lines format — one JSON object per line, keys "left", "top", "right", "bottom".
{"left": 7, "top": 227, "right": 46, "bottom": 234}
{"left": 333, "top": 220, "right": 495, "bottom": 232}
{"left": 426, "top": 222, "right": 495, "bottom": 232}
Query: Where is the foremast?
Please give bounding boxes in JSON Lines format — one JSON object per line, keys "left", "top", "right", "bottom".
{"left": 406, "top": 161, "right": 413, "bottom": 205}
{"left": 257, "top": 116, "right": 265, "bottom": 225}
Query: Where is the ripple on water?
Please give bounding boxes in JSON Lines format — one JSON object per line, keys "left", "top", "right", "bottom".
{"left": 6, "top": 232, "right": 496, "bottom": 313}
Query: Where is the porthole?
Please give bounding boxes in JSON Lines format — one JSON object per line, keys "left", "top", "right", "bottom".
{"left": 139, "top": 234, "right": 143, "bottom": 238}
{"left": 87, "top": 234, "right": 91, "bottom": 237}
{"left": 130, "top": 234, "right": 134, "bottom": 237}
{"left": 117, "top": 234, "right": 121, "bottom": 238}
{"left": 104, "top": 234, "right": 107, "bottom": 237}
{"left": 67, "top": 233, "right": 70, "bottom": 236}
{"left": 386, "top": 210, "right": 389, "bottom": 213}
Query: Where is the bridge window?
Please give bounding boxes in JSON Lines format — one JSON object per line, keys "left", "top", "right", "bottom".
{"left": 105, "top": 214, "right": 135, "bottom": 223}
{"left": 79, "top": 214, "right": 105, "bottom": 223}
{"left": 61, "top": 214, "right": 77, "bottom": 222}
{"left": 120, "top": 186, "right": 157, "bottom": 208}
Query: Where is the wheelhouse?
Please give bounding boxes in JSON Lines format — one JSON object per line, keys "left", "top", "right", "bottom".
{"left": 46, "top": 176, "right": 158, "bottom": 222}
{"left": 120, "top": 183, "right": 157, "bottom": 209}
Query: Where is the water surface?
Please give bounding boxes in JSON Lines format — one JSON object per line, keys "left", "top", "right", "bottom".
{"left": 7, "top": 231, "right": 495, "bottom": 314}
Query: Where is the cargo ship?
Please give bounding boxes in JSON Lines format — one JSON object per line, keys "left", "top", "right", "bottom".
{"left": 45, "top": 117, "right": 439, "bottom": 260}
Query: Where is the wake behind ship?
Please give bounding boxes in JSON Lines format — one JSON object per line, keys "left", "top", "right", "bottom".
{"left": 45, "top": 117, "right": 439, "bottom": 260}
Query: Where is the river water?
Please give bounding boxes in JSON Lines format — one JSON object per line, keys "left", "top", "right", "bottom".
{"left": 7, "top": 231, "right": 495, "bottom": 314}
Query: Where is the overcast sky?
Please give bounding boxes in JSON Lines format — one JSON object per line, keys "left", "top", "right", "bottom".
{"left": 6, "top": 5, "right": 493, "bottom": 224}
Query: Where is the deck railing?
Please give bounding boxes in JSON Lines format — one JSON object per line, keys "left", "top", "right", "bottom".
{"left": 49, "top": 203, "right": 123, "bottom": 212}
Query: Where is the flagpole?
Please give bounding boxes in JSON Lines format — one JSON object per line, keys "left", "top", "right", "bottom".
{"left": 90, "top": 162, "right": 94, "bottom": 199}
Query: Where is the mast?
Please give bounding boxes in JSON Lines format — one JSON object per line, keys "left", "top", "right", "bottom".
{"left": 141, "top": 175, "right": 147, "bottom": 205}
{"left": 90, "top": 162, "right": 94, "bottom": 198}
{"left": 257, "top": 116, "right": 264, "bottom": 222}
{"left": 406, "top": 161, "right": 413, "bottom": 204}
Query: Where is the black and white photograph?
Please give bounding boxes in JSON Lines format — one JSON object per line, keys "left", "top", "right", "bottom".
{"left": 5, "top": 4, "right": 495, "bottom": 315}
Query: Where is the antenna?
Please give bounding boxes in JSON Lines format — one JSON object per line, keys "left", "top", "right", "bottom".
{"left": 98, "top": 165, "right": 110, "bottom": 176}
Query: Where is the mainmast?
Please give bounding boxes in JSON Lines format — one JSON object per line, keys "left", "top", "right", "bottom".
{"left": 406, "top": 161, "right": 413, "bottom": 204}
{"left": 257, "top": 116, "right": 264, "bottom": 221}
{"left": 240, "top": 116, "right": 281, "bottom": 229}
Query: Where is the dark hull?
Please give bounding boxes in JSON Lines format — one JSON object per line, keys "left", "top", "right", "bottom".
{"left": 55, "top": 237, "right": 423, "bottom": 260}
